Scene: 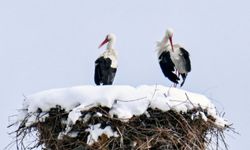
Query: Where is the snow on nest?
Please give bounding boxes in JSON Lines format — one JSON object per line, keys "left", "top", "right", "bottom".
{"left": 86, "top": 123, "right": 119, "bottom": 145}
{"left": 18, "top": 85, "right": 228, "bottom": 130}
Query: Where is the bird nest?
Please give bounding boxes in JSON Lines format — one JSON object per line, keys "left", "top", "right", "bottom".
{"left": 9, "top": 105, "right": 233, "bottom": 150}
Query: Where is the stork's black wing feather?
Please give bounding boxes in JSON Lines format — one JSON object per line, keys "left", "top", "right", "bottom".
{"left": 159, "top": 51, "right": 179, "bottom": 84}
{"left": 94, "top": 59, "right": 102, "bottom": 85}
{"left": 94, "top": 57, "right": 116, "bottom": 85}
{"left": 179, "top": 47, "right": 191, "bottom": 72}
{"left": 105, "top": 68, "right": 117, "bottom": 85}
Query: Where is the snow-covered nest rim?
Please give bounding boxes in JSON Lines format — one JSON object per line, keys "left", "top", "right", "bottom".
{"left": 11, "top": 106, "right": 234, "bottom": 150}
{"left": 8, "top": 85, "right": 235, "bottom": 150}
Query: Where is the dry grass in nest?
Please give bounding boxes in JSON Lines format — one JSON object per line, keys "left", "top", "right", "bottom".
{"left": 8, "top": 105, "right": 234, "bottom": 150}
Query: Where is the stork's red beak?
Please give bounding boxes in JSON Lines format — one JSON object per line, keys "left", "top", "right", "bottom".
{"left": 169, "top": 37, "right": 174, "bottom": 51}
{"left": 98, "top": 36, "right": 109, "bottom": 48}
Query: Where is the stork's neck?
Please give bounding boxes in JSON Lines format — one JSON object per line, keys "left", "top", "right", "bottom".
{"left": 103, "top": 42, "right": 117, "bottom": 59}
{"left": 107, "top": 39, "right": 115, "bottom": 50}
{"left": 160, "top": 35, "right": 170, "bottom": 48}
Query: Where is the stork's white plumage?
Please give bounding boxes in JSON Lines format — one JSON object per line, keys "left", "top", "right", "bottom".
{"left": 157, "top": 29, "right": 191, "bottom": 87}
{"left": 94, "top": 33, "right": 118, "bottom": 85}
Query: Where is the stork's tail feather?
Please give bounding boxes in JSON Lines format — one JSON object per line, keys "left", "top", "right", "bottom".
{"left": 180, "top": 73, "right": 187, "bottom": 87}
{"left": 167, "top": 72, "right": 180, "bottom": 84}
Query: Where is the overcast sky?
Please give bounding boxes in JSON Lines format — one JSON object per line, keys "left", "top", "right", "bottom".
{"left": 1, "top": 0, "right": 250, "bottom": 149}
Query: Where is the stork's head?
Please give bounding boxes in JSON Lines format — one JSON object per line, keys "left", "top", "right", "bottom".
{"left": 166, "top": 28, "right": 174, "bottom": 51}
{"left": 99, "top": 33, "right": 116, "bottom": 48}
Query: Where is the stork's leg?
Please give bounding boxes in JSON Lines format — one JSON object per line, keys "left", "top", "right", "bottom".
{"left": 173, "top": 83, "right": 177, "bottom": 87}
{"left": 171, "top": 84, "right": 176, "bottom": 88}
{"left": 177, "top": 71, "right": 180, "bottom": 78}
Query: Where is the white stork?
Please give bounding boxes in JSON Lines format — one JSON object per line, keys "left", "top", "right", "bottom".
{"left": 94, "top": 33, "right": 118, "bottom": 85}
{"left": 156, "top": 28, "right": 191, "bottom": 87}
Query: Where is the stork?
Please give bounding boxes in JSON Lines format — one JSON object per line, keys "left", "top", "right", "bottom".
{"left": 94, "top": 33, "right": 118, "bottom": 85}
{"left": 156, "top": 28, "right": 191, "bottom": 87}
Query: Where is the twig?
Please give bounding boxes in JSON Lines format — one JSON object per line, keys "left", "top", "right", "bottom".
{"left": 115, "top": 97, "right": 147, "bottom": 102}
{"left": 116, "top": 127, "right": 123, "bottom": 148}
{"left": 185, "top": 93, "right": 195, "bottom": 108}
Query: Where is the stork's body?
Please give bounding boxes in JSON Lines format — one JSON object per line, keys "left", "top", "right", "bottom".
{"left": 94, "top": 33, "right": 118, "bottom": 85}
{"left": 157, "top": 29, "right": 191, "bottom": 87}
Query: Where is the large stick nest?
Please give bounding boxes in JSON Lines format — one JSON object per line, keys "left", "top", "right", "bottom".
{"left": 10, "top": 105, "right": 233, "bottom": 150}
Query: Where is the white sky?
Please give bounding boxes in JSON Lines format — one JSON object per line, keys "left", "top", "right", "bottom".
{"left": 1, "top": 0, "right": 249, "bottom": 149}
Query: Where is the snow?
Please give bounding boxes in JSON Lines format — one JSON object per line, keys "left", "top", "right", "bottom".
{"left": 58, "top": 131, "right": 79, "bottom": 140}
{"left": 86, "top": 123, "right": 119, "bottom": 145}
{"left": 214, "top": 116, "right": 229, "bottom": 128}
{"left": 18, "top": 85, "right": 229, "bottom": 141}
{"left": 191, "top": 111, "right": 208, "bottom": 122}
